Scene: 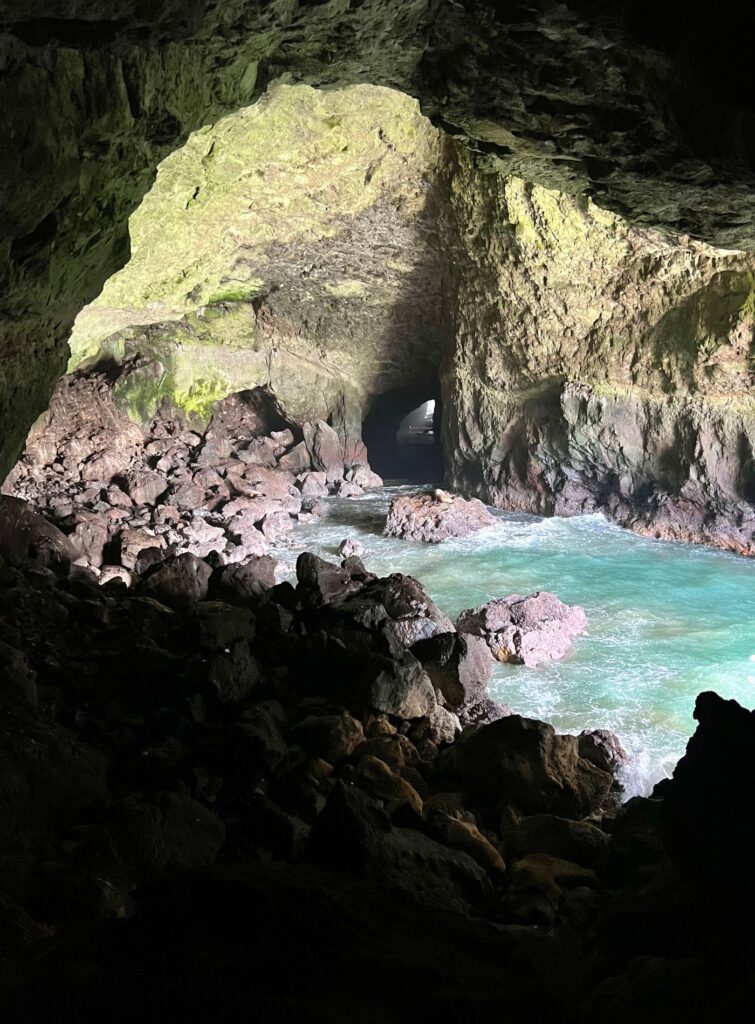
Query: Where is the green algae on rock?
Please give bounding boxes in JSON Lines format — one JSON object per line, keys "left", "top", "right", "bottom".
{"left": 68, "top": 83, "right": 446, "bottom": 427}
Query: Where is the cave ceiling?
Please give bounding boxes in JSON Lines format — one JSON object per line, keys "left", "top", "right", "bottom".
{"left": 2, "top": 0, "right": 755, "bottom": 477}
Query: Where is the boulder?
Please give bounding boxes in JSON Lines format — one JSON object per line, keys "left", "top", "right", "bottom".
{"left": 278, "top": 441, "right": 311, "bottom": 474}
{"left": 126, "top": 468, "right": 168, "bottom": 506}
{"left": 578, "top": 729, "right": 629, "bottom": 774}
{"left": 72, "top": 513, "right": 109, "bottom": 568}
{"left": 363, "top": 652, "right": 437, "bottom": 719}
{"left": 119, "top": 528, "right": 167, "bottom": 571}
{"left": 338, "top": 538, "right": 366, "bottom": 559}
{"left": 297, "top": 472, "right": 329, "bottom": 498}
{"left": 346, "top": 465, "right": 383, "bottom": 490}
{"left": 451, "top": 714, "right": 614, "bottom": 819}
{"left": 0, "top": 495, "right": 80, "bottom": 571}
{"left": 303, "top": 421, "right": 344, "bottom": 484}
{"left": 385, "top": 491, "right": 496, "bottom": 542}
{"left": 296, "top": 552, "right": 363, "bottom": 606}
{"left": 210, "top": 557, "right": 277, "bottom": 603}
{"left": 504, "top": 813, "right": 610, "bottom": 868}
{"left": 144, "top": 553, "right": 212, "bottom": 610}
{"left": 411, "top": 631, "right": 494, "bottom": 711}
{"left": 352, "top": 573, "right": 454, "bottom": 649}
{"left": 456, "top": 591, "right": 587, "bottom": 666}
{"left": 290, "top": 711, "right": 365, "bottom": 763}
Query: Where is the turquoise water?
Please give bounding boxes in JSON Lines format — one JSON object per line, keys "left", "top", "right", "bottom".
{"left": 270, "top": 485, "right": 755, "bottom": 796}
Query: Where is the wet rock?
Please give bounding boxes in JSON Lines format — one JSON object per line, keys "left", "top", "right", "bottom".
{"left": 337, "top": 538, "right": 366, "bottom": 559}
{"left": 336, "top": 481, "right": 364, "bottom": 498}
{"left": 144, "top": 553, "right": 212, "bottom": 609}
{"left": 346, "top": 465, "right": 383, "bottom": 490}
{"left": 296, "top": 552, "right": 363, "bottom": 606}
{"left": 0, "top": 496, "right": 79, "bottom": 571}
{"left": 385, "top": 491, "right": 496, "bottom": 542}
{"left": 411, "top": 631, "right": 494, "bottom": 711}
{"left": 579, "top": 729, "right": 630, "bottom": 775}
{"left": 456, "top": 591, "right": 587, "bottom": 666}
{"left": 451, "top": 714, "right": 614, "bottom": 819}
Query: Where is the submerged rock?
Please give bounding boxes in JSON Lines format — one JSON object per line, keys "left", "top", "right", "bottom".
{"left": 456, "top": 591, "right": 587, "bottom": 666}
{"left": 385, "top": 491, "right": 497, "bottom": 543}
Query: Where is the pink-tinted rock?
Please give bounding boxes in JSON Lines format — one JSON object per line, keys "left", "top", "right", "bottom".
{"left": 303, "top": 421, "right": 344, "bottom": 484}
{"left": 456, "top": 592, "right": 587, "bottom": 667}
{"left": 278, "top": 441, "right": 311, "bottom": 474}
{"left": 126, "top": 469, "right": 168, "bottom": 507}
{"left": 385, "top": 491, "right": 496, "bottom": 543}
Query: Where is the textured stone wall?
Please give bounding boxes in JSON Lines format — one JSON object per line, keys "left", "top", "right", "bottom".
{"left": 438, "top": 149, "right": 755, "bottom": 551}
{"left": 4, "top": 1, "right": 755, "bottom": 483}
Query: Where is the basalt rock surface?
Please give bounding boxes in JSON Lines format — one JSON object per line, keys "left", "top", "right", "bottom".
{"left": 0, "top": 535, "right": 749, "bottom": 1020}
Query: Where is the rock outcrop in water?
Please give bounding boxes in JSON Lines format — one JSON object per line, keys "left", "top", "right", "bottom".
{"left": 457, "top": 592, "right": 588, "bottom": 666}
{"left": 385, "top": 491, "right": 497, "bottom": 543}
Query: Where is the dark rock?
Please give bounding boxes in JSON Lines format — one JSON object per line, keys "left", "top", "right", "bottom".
{"left": 661, "top": 691, "right": 755, "bottom": 920}
{"left": 0, "top": 495, "right": 79, "bottom": 571}
{"left": 452, "top": 714, "right": 614, "bottom": 819}
{"left": 126, "top": 468, "right": 168, "bottom": 506}
{"left": 210, "top": 556, "right": 277, "bottom": 603}
{"left": 296, "top": 552, "right": 363, "bottom": 606}
{"left": 385, "top": 491, "right": 496, "bottom": 542}
{"left": 456, "top": 591, "right": 587, "bottom": 666}
{"left": 411, "top": 631, "right": 494, "bottom": 711}
{"left": 0, "top": 641, "right": 37, "bottom": 709}
{"left": 578, "top": 729, "right": 629, "bottom": 775}
{"left": 290, "top": 711, "right": 364, "bottom": 763}
{"left": 363, "top": 652, "right": 437, "bottom": 719}
{"left": 505, "top": 813, "right": 609, "bottom": 868}
{"left": 459, "top": 696, "right": 514, "bottom": 729}
{"left": 209, "top": 640, "right": 261, "bottom": 704}
{"left": 144, "top": 552, "right": 212, "bottom": 609}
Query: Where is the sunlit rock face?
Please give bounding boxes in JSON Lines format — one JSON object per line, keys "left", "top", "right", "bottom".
{"left": 67, "top": 83, "right": 445, "bottom": 448}
{"left": 4, "top": 1, "right": 755, "bottom": 483}
{"left": 20, "top": 78, "right": 755, "bottom": 553}
{"left": 439, "top": 150, "right": 755, "bottom": 552}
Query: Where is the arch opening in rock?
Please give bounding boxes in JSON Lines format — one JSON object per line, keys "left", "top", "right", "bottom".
{"left": 362, "top": 389, "right": 444, "bottom": 483}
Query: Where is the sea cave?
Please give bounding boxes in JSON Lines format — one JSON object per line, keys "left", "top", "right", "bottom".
{"left": 0, "top": 3, "right": 753, "bottom": 1021}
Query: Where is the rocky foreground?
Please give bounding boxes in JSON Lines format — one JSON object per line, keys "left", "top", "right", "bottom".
{"left": 0, "top": 499, "right": 752, "bottom": 1021}
{"left": 3, "top": 372, "right": 382, "bottom": 577}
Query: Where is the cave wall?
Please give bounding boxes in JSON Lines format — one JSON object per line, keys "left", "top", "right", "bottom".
{"left": 65, "top": 82, "right": 446, "bottom": 458}
{"left": 5, "top": 1, "right": 755, "bottom": 484}
{"left": 438, "top": 149, "right": 755, "bottom": 550}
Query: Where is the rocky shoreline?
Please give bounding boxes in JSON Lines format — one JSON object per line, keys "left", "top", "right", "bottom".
{"left": 0, "top": 496, "right": 752, "bottom": 1020}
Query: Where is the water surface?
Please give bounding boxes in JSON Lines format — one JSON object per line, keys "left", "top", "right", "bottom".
{"left": 270, "top": 485, "right": 755, "bottom": 796}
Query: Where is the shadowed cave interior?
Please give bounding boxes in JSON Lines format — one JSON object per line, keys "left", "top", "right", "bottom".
{"left": 0, "top": 4, "right": 754, "bottom": 1023}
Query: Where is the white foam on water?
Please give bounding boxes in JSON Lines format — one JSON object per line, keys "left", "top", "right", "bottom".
{"left": 271, "top": 485, "right": 755, "bottom": 798}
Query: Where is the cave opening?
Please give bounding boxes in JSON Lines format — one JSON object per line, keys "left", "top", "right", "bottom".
{"left": 362, "top": 387, "right": 444, "bottom": 483}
